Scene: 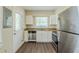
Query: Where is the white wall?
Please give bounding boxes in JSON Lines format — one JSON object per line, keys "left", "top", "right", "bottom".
{"left": 0, "top": 7, "right": 4, "bottom": 52}
{"left": 3, "top": 28, "right": 13, "bottom": 52}
{"left": 56, "top": 6, "right": 71, "bottom": 15}
{"left": 0, "top": 7, "right": 3, "bottom": 43}
{"left": 0, "top": 6, "right": 13, "bottom": 52}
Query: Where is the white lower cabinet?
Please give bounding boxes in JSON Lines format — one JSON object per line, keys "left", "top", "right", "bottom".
{"left": 24, "top": 31, "right": 28, "bottom": 42}
{"left": 36, "top": 31, "right": 52, "bottom": 42}
{"left": 24, "top": 31, "right": 52, "bottom": 42}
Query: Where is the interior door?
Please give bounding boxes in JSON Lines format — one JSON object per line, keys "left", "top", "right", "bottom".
{"left": 13, "top": 13, "right": 24, "bottom": 52}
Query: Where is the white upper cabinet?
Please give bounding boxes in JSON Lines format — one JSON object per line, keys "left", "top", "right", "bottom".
{"left": 26, "top": 15, "right": 33, "bottom": 25}
{"left": 49, "top": 15, "right": 58, "bottom": 25}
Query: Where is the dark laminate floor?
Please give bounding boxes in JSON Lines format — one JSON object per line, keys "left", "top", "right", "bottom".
{"left": 16, "top": 42, "right": 56, "bottom": 53}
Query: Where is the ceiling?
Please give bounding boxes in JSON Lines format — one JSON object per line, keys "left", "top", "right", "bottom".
{"left": 23, "top": 6, "right": 65, "bottom": 11}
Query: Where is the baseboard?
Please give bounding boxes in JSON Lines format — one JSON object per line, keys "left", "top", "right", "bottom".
{"left": 36, "top": 41, "right": 53, "bottom": 43}
{"left": 15, "top": 41, "right": 24, "bottom": 53}
{"left": 24, "top": 41, "right": 52, "bottom": 43}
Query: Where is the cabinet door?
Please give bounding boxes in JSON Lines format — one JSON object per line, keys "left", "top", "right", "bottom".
{"left": 46, "top": 31, "right": 52, "bottom": 42}
{"left": 36, "top": 31, "right": 42, "bottom": 42}
{"left": 24, "top": 31, "right": 28, "bottom": 42}
{"left": 41, "top": 31, "right": 48, "bottom": 42}
{"left": 36, "top": 31, "right": 52, "bottom": 42}
{"left": 49, "top": 15, "right": 58, "bottom": 25}
{"left": 26, "top": 15, "right": 33, "bottom": 24}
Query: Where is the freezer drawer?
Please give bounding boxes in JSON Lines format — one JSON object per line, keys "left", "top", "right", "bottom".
{"left": 62, "top": 33, "right": 79, "bottom": 53}
{"left": 58, "top": 31, "right": 68, "bottom": 52}
{"left": 58, "top": 31, "right": 79, "bottom": 53}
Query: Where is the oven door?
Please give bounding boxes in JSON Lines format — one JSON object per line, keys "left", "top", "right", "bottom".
{"left": 52, "top": 33, "right": 58, "bottom": 52}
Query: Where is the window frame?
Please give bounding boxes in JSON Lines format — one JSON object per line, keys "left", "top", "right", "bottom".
{"left": 34, "top": 16, "right": 49, "bottom": 28}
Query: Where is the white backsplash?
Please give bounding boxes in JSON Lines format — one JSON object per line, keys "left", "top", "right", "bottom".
{"left": 26, "top": 25, "right": 57, "bottom": 28}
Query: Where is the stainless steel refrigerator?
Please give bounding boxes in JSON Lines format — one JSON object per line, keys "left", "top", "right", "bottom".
{"left": 58, "top": 7, "right": 79, "bottom": 53}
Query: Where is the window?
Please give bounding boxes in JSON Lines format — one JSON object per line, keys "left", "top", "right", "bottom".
{"left": 15, "top": 13, "right": 22, "bottom": 31}
{"left": 3, "top": 7, "right": 12, "bottom": 28}
{"left": 35, "top": 17, "right": 48, "bottom": 27}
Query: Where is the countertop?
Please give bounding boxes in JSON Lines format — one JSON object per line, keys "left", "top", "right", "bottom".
{"left": 24, "top": 28, "right": 58, "bottom": 31}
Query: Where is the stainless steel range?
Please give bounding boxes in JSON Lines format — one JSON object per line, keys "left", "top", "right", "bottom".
{"left": 52, "top": 32, "right": 58, "bottom": 52}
